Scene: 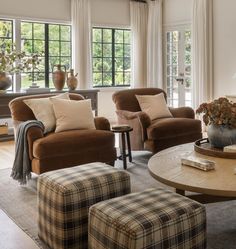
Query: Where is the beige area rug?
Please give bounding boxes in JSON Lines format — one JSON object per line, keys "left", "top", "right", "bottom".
{"left": 0, "top": 151, "right": 236, "bottom": 249}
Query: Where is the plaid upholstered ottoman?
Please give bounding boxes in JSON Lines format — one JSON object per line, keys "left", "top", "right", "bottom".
{"left": 37, "top": 162, "right": 131, "bottom": 249}
{"left": 89, "top": 188, "right": 206, "bottom": 249}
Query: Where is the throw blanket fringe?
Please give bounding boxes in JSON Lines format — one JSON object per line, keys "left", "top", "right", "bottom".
{"left": 11, "top": 120, "right": 44, "bottom": 185}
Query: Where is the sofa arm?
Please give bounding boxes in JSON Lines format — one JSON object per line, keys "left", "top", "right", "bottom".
{"left": 27, "top": 126, "right": 44, "bottom": 160}
{"left": 94, "top": 117, "right": 111, "bottom": 131}
{"left": 169, "top": 107, "right": 195, "bottom": 119}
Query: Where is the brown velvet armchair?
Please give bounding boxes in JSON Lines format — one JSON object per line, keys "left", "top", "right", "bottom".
{"left": 112, "top": 88, "right": 202, "bottom": 153}
{"left": 9, "top": 93, "right": 117, "bottom": 174}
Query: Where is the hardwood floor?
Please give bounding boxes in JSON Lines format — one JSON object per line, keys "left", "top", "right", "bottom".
{"left": 0, "top": 141, "right": 14, "bottom": 169}
{"left": 0, "top": 141, "right": 40, "bottom": 249}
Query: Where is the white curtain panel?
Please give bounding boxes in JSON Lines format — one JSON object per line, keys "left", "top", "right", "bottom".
{"left": 147, "top": 0, "right": 163, "bottom": 88}
{"left": 130, "top": 1, "right": 148, "bottom": 88}
{"left": 192, "top": 0, "right": 213, "bottom": 109}
{"left": 71, "top": 0, "right": 92, "bottom": 89}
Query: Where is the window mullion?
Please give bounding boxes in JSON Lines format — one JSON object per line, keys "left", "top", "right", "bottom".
{"left": 14, "top": 19, "right": 21, "bottom": 92}
{"left": 112, "top": 29, "right": 115, "bottom": 87}
{"left": 45, "top": 24, "right": 49, "bottom": 87}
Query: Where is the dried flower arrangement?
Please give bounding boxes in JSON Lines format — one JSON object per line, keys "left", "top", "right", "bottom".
{"left": 196, "top": 97, "right": 236, "bottom": 128}
{"left": 0, "top": 45, "right": 41, "bottom": 74}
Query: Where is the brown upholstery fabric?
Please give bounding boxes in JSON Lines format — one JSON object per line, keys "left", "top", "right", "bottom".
{"left": 147, "top": 118, "right": 202, "bottom": 140}
{"left": 33, "top": 130, "right": 114, "bottom": 159}
{"left": 112, "top": 88, "right": 166, "bottom": 112}
{"left": 9, "top": 93, "right": 84, "bottom": 121}
{"left": 9, "top": 93, "right": 117, "bottom": 174}
{"left": 94, "top": 117, "right": 111, "bottom": 130}
{"left": 169, "top": 107, "right": 195, "bottom": 119}
{"left": 112, "top": 88, "right": 202, "bottom": 153}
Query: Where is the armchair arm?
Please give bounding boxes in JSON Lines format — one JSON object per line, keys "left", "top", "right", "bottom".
{"left": 169, "top": 107, "right": 195, "bottom": 119}
{"left": 94, "top": 117, "right": 111, "bottom": 131}
{"left": 27, "top": 126, "right": 44, "bottom": 160}
{"left": 116, "top": 110, "right": 151, "bottom": 129}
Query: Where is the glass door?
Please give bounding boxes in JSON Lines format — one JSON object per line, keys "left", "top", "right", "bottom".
{"left": 165, "top": 26, "right": 192, "bottom": 108}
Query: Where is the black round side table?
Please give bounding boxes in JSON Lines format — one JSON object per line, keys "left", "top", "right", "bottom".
{"left": 111, "top": 125, "right": 133, "bottom": 169}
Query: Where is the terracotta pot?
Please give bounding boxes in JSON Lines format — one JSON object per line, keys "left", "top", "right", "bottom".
{"left": 67, "top": 69, "right": 78, "bottom": 90}
{"left": 52, "top": 65, "right": 66, "bottom": 90}
{"left": 0, "top": 72, "right": 12, "bottom": 91}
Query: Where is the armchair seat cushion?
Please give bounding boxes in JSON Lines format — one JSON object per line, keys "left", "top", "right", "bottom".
{"left": 33, "top": 129, "right": 115, "bottom": 159}
{"left": 147, "top": 117, "right": 202, "bottom": 140}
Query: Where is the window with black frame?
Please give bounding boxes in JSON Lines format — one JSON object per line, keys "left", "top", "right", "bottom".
{"left": 92, "top": 28, "right": 131, "bottom": 87}
{"left": 0, "top": 19, "right": 13, "bottom": 50}
{"left": 21, "top": 21, "right": 71, "bottom": 89}
{"left": 0, "top": 19, "right": 13, "bottom": 91}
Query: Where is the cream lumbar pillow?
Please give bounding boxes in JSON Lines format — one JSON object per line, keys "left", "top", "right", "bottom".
{"left": 136, "top": 93, "right": 173, "bottom": 121}
{"left": 50, "top": 98, "right": 95, "bottom": 133}
{"left": 23, "top": 92, "right": 70, "bottom": 133}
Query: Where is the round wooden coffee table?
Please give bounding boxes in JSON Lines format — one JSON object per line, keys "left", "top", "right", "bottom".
{"left": 148, "top": 143, "right": 236, "bottom": 203}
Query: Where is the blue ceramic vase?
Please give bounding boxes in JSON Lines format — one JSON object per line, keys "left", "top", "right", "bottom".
{"left": 207, "top": 124, "right": 236, "bottom": 148}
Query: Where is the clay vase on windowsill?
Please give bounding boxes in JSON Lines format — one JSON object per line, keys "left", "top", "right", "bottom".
{"left": 52, "top": 64, "right": 66, "bottom": 91}
{"left": 67, "top": 69, "right": 78, "bottom": 90}
{"left": 0, "top": 72, "right": 12, "bottom": 92}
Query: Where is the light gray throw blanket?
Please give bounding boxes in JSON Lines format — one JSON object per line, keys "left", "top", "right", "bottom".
{"left": 11, "top": 120, "right": 44, "bottom": 185}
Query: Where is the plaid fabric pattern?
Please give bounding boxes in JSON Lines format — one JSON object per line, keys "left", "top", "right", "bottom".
{"left": 37, "top": 162, "right": 131, "bottom": 249}
{"left": 89, "top": 188, "right": 206, "bottom": 249}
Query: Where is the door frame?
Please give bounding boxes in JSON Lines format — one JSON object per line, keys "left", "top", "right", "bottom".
{"left": 163, "top": 23, "right": 192, "bottom": 108}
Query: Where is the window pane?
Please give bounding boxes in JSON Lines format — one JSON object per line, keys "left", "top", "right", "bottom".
{"left": 49, "top": 57, "right": 60, "bottom": 71}
{"left": 103, "top": 73, "right": 112, "bottom": 86}
{"left": 115, "top": 72, "right": 124, "bottom": 85}
{"left": 115, "top": 44, "right": 123, "bottom": 57}
{"left": 115, "top": 30, "right": 123, "bottom": 43}
{"left": 93, "top": 58, "right": 102, "bottom": 71}
{"left": 49, "top": 41, "right": 60, "bottom": 56}
{"left": 0, "top": 20, "right": 12, "bottom": 38}
{"left": 93, "top": 43, "right": 102, "bottom": 57}
{"left": 21, "top": 40, "right": 33, "bottom": 55}
{"left": 93, "top": 29, "right": 102, "bottom": 42}
{"left": 103, "top": 43, "right": 112, "bottom": 57}
{"left": 124, "top": 73, "right": 131, "bottom": 85}
{"left": 103, "top": 29, "right": 112, "bottom": 43}
{"left": 21, "top": 22, "right": 32, "bottom": 39}
{"left": 21, "top": 73, "right": 33, "bottom": 89}
{"left": 60, "top": 57, "right": 71, "bottom": 70}
{"left": 61, "top": 41, "right": 71, "bottom": 56}
{"left": 115, "top": 58, "right": 123, "bottom": 71}
{"left": 0, "top": 38, "right": 12, "bottom": 51}
{"left": 33, "top": 23, "right": 44, "bottom": 39}
{"left": 124, "top": 58, "right": 130, "bottom": 71}
{"left": 34, "top": 40, "right": 45, "bottom": 53}
{"left": 103, "top": 58, "right": 112, "bottom": 72}
{"left": 124, "top": 45, "right": 130, "bottom": 57}
{"left": 49, "top": 25, "right": 59, "bottom": 40}
{"left": 93, "top": 73, "right": 102, "bottom": 86}
{"left": 60, "top": 25, "right": 70, "bottom": 41}
{"left": 124, "top": 30, "right": 130, "bottom": 44}
{"left": 34, "top": 72, "right": 45, "bottom": 87}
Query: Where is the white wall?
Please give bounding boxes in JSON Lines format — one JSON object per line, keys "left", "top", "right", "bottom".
{"left": 213, "top": 0, "right": 236, "bottom": 97}
{"left": 0, "top": 0, "right": 70, "bottom": 22}
{"left": 163, "top": 0, "right": 193, "bottom": 25}
{"left": 91, "top": 0, "right": 130, "bottom": 28}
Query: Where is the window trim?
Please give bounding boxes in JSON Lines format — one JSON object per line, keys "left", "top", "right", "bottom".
{"left": 92, "top": 27, "right": 131, "bottom": 88}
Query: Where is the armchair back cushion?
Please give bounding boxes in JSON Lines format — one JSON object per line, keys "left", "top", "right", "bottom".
{"left": 9, "top": 93, "right": 84, "bottom": 122}
{"left": 112, "top": 88, "right": 166, "bottom": 112}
